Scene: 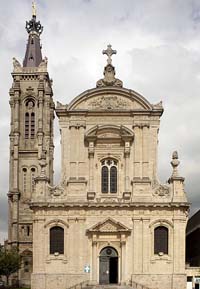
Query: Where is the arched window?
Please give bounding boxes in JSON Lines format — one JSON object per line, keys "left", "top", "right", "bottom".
{"left": 22, "top": 168, "right": 27, "bottom": 193}
{"left": 102, "top": 166, "right": 108, "bottom": 193}
{"left": 110, "top": 166, "right": 117, "bottom": 193}
{"left": 50, "top": 226, "right": 64, "bottom": 254}
{"left": 25, "top": 113, "right": 29, "bottom": 139}
{"left": 101, "top": 159, "right": 117, "bottom": 194}
{"left": 154, "top": 226, "right": 168, "bottom": 254}
{"left": 24, "top": 99, "right": 35, "bottom": 139}
{"left": 30, "top": 167, "right": 36, "bottom": 193}
{"left": 30, "top": 112, "right": 35, "bottom": 138}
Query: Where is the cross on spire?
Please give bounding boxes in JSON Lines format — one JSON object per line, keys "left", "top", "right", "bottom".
{"left": 103, "top": 44, "right": 117, "bottom": 65}
{"left": 32, "top": 1, "right": 36, "bottom": 17}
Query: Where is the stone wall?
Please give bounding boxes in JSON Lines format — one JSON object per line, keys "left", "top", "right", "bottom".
{"left": 131, "top": 274, "right": 187, "bottom": 289}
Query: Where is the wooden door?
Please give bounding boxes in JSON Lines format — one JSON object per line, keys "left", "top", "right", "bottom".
{"left": 99, "top": 256, "right": 109, "bottom": 284}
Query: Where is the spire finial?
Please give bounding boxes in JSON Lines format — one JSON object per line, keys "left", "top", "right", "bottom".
{"left": 96, "top": 44, "right": 123, "bottom": 88}
{"left": 103, "top": 44, "right": 117, "bottom": 65}
{"left": 32, "top": 1, "right": 36, "bottom": 17}
{"left": 25, "top": 2, "right": 43, "bottom": 36}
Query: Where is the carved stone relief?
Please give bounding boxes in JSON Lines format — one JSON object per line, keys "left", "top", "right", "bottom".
{"left": 152, "top": 180, "right": 170, "bottom": 198}
{"left": 88, "top": 95, "right": 130, "bottom": 110}
{"left": 48, "top": 184, "right": 65, "bottom": 198}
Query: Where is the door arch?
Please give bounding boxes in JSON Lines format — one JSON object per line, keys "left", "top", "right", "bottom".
{"left": 99, "top": 246, "right": 118, "bottom": 284}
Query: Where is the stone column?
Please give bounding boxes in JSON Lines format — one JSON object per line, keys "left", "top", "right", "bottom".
{"left": 45, "top": 98, "right": 50, "bottom": 134}
{"left": 92, "top": 239, "right": 97, "bottom": 282}
{"left": 121, "top": 238, "right": 126, "bottom": 284}
{"left": 124, "top": 141, "right": 130, "bottom": 192}
{"left": 149, "top": 126, "right": 158, "bottom": 180}
{"left": 8, "top": 196, "right": 12, "bottom": 242}
{"left": 13, "top": 91, "right": 19, "bottom": 132}
{"left": 13, "top": 133, "right": 19, "bottom": 189}
{"left": 173, "top": 217, "right": 186, "bottom": 274}
{"left": 142, "top": 217, "right": 150, "bottom": 273}
{"left": 68, "top": 218, "right": 77, "bottom": 272}
{"left": 88, "top": 141, "right": 94, "bottom": 192}
{"left": 38, "top": 96, "right": 44, "bottom": 160}
{"left": 12, "top": 193, "right": 20, "bottom": 244}
{"left": 142, "top": 125, "right": 149, "bottom": 178}
{"left": 132, "top": 217, "right": 142, "bottom": 273}
{"left": 38, "top": 96, "right": 43, "bottom": 131}
{"left": 133, "top": 126, "right": 142, "bottom": 178}
{"left": 79, "top": 126, "right": 85, "bottom": 161}
{"left": 33, "top": 218, "right": 45, "bottom": 272}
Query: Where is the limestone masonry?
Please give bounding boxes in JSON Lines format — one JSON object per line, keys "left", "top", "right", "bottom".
{"left": 8, "top": 7, "right": 189, "bottom": 289}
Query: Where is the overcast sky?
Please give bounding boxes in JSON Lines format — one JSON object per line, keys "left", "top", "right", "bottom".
{"left": 0, "top": 0, "right": 200, "bottom": 243}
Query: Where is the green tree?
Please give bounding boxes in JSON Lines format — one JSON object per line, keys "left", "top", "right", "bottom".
{"left": 0, "top": 246, "right": 20, "bottom": 286}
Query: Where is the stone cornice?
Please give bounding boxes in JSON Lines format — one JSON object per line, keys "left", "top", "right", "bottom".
{"left": 56, "top": 109, "right": 163, "bottom": 118}
{"left": 30, "top": 201, "right": 190, "bottom": 210}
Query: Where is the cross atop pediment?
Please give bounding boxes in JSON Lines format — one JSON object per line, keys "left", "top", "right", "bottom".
{"left": 103, "top": 44, "right": 117, "bottom": 65}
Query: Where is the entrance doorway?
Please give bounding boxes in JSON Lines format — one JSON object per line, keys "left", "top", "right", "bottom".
{"left": 99, "top": 247, "right": 118, "bottom": 284}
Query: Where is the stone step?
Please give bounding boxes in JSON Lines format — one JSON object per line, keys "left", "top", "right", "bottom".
{"left": 84, "top": 285, "right": 132, "bottom": 289}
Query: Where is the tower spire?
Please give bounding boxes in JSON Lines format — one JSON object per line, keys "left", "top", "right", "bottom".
{"left": 23, "top": 2, "right": 43, "bottom": 67}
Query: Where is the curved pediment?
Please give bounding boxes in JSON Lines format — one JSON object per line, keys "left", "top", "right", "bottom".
{"left": 67, "top": 87, "right": 155, "bottom": 111}
{"left": 87, "top": 217, "right": 131, "bottom": 234}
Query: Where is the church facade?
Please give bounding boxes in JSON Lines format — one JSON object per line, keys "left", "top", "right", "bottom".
{"left": 8, "top": 9, "right": 189, "bottom": 289}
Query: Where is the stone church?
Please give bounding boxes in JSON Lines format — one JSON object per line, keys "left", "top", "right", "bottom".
{"left": 8, "top": 6, "right": 189, "bottom": 289}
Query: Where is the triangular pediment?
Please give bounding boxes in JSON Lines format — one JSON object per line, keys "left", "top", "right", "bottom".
{"left": 87, "top": 217, "right": 131, "bottom": 233}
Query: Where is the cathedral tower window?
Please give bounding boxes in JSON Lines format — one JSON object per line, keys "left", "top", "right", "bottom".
{"left": 30, "top": 112, "right": 35, "bottom": 138}
{"left": 25, "top": 113, "right": 29, "bottom": 139}
{"left": 22, "top": 168, "right": 27, "bottom": 193}
{"left": 101, "top": 159, "right": 117, "bottom": 194}
{"left": 24, "top": 99, "right": 35, "bottom": 139}
{"left": 30, "top": 167, "right": 36, "bottom": 193}
{"left": 154, "top": 226, "right": 168, "bottom": 255}
{"left": 50, "top": 226, "right": 64, "bottom": 254}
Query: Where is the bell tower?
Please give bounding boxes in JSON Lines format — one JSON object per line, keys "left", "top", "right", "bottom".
{"left": 8, "top": 3, "right": 54, "bottom": 285}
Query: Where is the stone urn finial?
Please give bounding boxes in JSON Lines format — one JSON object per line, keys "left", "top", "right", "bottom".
{"left": 171, "top": 150, "right": 180, "bottom": 177}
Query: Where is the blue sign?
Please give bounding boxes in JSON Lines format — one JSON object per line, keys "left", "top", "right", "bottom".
{"left": 84, "top": 265, "right": 90, "bottom": 273}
